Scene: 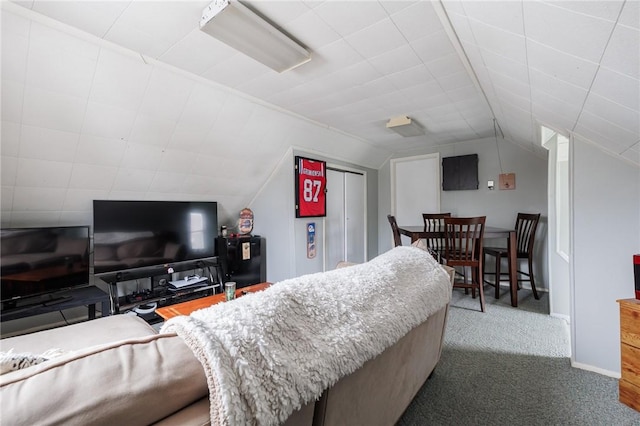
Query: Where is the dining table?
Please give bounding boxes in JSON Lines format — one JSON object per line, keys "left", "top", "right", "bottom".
{"left": 397, "top": 225, "right": 519, "bottom": 307}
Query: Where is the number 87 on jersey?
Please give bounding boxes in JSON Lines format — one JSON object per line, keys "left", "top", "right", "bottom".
{"left": 295, "top": 157, "right": 326, "bottom": 218}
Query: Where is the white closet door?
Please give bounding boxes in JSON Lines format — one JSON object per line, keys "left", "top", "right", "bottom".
{"left": 325, "top": 169, "right": 345, "bottom": 270}
{"left": 345, "top": 172, "right": 365, "bottom": 264}
{"left": 325, "top": 169, "right": 366, "bottom": 270}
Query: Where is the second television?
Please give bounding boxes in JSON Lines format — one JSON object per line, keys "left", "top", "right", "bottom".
{"left": 93, "top": 200, "right": 218, "bottom": 277}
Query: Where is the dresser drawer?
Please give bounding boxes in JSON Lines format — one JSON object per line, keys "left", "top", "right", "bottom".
{"left": 620, "top": 378, "right": 640, "bottom": 412}
{"left": 620, "top": 299, "right": 640, "bottom": 349}
{"left": 619, "top": 299, "right": 640, "bottom": 412}
{"left": 621, "top": 343, "right": 640, "bottom": 388}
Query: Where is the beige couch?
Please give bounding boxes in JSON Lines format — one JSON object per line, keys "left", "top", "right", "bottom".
{"left": 0, "top": 265, "right": 453, "bottom": 426}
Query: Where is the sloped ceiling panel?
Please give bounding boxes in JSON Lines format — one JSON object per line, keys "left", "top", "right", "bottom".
{"left": 0, "top": 4, "right": 389, "bottom": 227}
{"left": 9, "top": 0, "right": 500, "bottom": 153}
{"left": 442, "top": 0, "right": 639, "bottom": 162}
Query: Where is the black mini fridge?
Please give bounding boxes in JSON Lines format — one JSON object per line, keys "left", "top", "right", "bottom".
{"left": 215, "top": 236, "right": 266, "bottom": 288}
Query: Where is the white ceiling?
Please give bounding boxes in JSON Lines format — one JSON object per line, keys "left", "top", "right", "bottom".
{"left": 1, "top": 0, "right": 639, "bottom": 227}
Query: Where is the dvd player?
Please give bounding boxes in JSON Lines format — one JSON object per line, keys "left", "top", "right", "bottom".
{"left": 168, "top": 275, "right": 209, "bottom": 291}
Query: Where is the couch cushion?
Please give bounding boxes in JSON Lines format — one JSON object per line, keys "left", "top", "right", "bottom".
{"left": 152, "top": 397, "right": 211, "bottom": 426}
{"left": 0, "top": 332, "right": 208, "bottom": 425}
{"left": 0, "top": 314, "right": 156, "bottom": 354}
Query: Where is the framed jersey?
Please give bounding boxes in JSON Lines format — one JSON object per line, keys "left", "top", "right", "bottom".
{"left": 295, "top": 156, "right": 326, "bottom": 218}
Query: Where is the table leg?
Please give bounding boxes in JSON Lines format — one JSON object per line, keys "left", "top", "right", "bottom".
{"left": 101, "top": 300, "right": 109, "bottom": 317}
{"left": 508, "top": 231, "right": 517, "bottom": 307}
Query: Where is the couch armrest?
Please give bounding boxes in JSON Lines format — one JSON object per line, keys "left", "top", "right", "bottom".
{"left": 0, "top": 315, "right": 156, "bottom": 354}
{"left": 1, "top": 332, "right": 208, "bottom": 425}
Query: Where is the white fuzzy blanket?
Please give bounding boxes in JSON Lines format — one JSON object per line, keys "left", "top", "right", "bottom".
{"left": 161, "top": 246, "right": 451, "bottom": 426}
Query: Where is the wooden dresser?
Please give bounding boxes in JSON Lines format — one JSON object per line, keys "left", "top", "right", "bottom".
{"left": 618, "top": 298, "right": 640, "bottom": 411}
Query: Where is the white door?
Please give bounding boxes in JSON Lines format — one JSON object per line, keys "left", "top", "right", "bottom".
{"left": 542, "top": 127, "right": 571, "bottom": 320}
{"left": 325, "top": 168, "right": 366, "bottom": 270}
{"left": 345, "top": 172, "right": 365, "bottom": 264}
{"left": 391, "top": 154, "right": 440, "bottom": 244}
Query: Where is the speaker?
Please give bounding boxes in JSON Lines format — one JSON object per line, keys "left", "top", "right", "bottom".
{"left": 634, "top": 254, "right": 640, "bottom": 300}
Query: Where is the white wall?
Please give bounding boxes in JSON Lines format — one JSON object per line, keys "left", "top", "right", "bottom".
{"left": 251, "top": 149, "right": 378, "bottom": 283}
{"left": 249, "top": 149, "right": 297, "bottom": 283}
{"left": 379, "top": 137, "right": 549, "bottom": 289}
{"left": 571, "top": 135, "right": 640, "bottom": 375}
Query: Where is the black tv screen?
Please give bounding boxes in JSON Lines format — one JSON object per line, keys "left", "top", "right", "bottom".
{"left": 92, "top": 200, "right": 218, "bottom": 276}
{"left": 1, "top": 226, "right": 90, "bottom": 303}
{"left": 442, "top": 154, "right": 479, "bottom": 191}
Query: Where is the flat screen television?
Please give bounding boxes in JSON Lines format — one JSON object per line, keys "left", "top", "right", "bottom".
{"left": 1, "top": 226, "right": 90, "bottom": 305}
{"left": 93, "top": 200, "right": 218, "bottom": 279}
{"left": 442, "top": 154, "right": 479, "bottom": 191}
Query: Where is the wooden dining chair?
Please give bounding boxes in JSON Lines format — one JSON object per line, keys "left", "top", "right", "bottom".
{"left": 387, "top": 214, "right": 402, "bottom": 247}
{"left": 442, "top": 216, "right": 487, "bottom": 312}
{"left": 483, "top": 213, "right": 540, "bottom": 301}
{"left": 422, "top": 213, "right": 451, "bottom": 263}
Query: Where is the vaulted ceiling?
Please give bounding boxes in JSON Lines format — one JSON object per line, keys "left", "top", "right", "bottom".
{"left": 1, "top": 1, "right": 638, "bottom": 226}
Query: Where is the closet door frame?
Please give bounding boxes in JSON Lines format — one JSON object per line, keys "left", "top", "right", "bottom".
{"left": 324, "top": 165, "right": 367, "bottom": 271}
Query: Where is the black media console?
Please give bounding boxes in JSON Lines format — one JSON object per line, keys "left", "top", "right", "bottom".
{"left": 102, "top": 256, "right": 225, "bottom": 323}
{"left": 0, "top": 285, "right": 110, "bottom": 322}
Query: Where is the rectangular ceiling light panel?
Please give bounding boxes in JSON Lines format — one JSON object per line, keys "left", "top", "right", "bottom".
{"left": 386, "top": 116, "right": 425, "bottom": 137}
{"left": 200, "top": 0, "right": 311, "bottom": 73}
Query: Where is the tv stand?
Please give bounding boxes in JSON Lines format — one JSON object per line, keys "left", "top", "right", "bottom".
{"left": 104, "top": 257, "right": 225, "bottom": 322}
{"left": 0, "top": 286, "right": 110, "bottom": 322}
{"left": 42, "top": 295, "right": 73, "bottom": 306}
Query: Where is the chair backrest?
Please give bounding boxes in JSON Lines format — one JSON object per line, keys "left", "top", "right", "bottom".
{"left": 422, "top": 213, "right": 451, "bottom": 250}
{"left": 443, "top": 216, "right": 486, "bottom": 265}
{"left": 387, "top": 214, "right": 402, "bottom": 247}
{"left": 422, "top": 213, "right": 451, "bottom": 231}
{"left": 515, "top": 213, "right": 540, "bottom": 255}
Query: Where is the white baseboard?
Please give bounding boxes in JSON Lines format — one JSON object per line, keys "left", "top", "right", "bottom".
{"left": 488, "top": 281, "right": 548, "bottom": 293}
{"left": 571, "top": 360, "right": 620, "bottom": 379}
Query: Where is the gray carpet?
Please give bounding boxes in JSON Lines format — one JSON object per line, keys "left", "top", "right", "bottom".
{"left": 398, "top": 288, "right": 640, "bottom": 426}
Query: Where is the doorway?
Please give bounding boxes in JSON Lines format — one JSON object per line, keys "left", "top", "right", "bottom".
{"left": 390, "top": 154, "right": 441, "bottom": 245}
{"left": 325, "top": 167, "right": 366, "bottom": 270}
{"left": 542, "top": 125, "right": 571, "bottom": 321}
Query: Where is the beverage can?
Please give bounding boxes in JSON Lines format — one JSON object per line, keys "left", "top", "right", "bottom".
{"left": 225, "top": 281, "right": 236, "bottom": 301}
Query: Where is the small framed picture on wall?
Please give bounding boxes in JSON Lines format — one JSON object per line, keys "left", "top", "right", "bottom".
{"left": 295, "top": 156, "right": 326, "bottom": 218}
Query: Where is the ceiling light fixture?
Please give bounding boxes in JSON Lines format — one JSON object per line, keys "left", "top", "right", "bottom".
{"left": 386, "top": 116, "right": 425, "bottom": 137}
{"left": 200, "top": 0, "right": 311, "bottom": 73}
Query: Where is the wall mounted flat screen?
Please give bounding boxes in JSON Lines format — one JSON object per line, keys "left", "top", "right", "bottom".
{"left": 442, "top": 154, "right": 479, "bottom": 191}
{"left": 1, "top": 226, "right": 90, "bottom": 303}
{"left": 93, "top": 200, "right": 218, "bottom": 276}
